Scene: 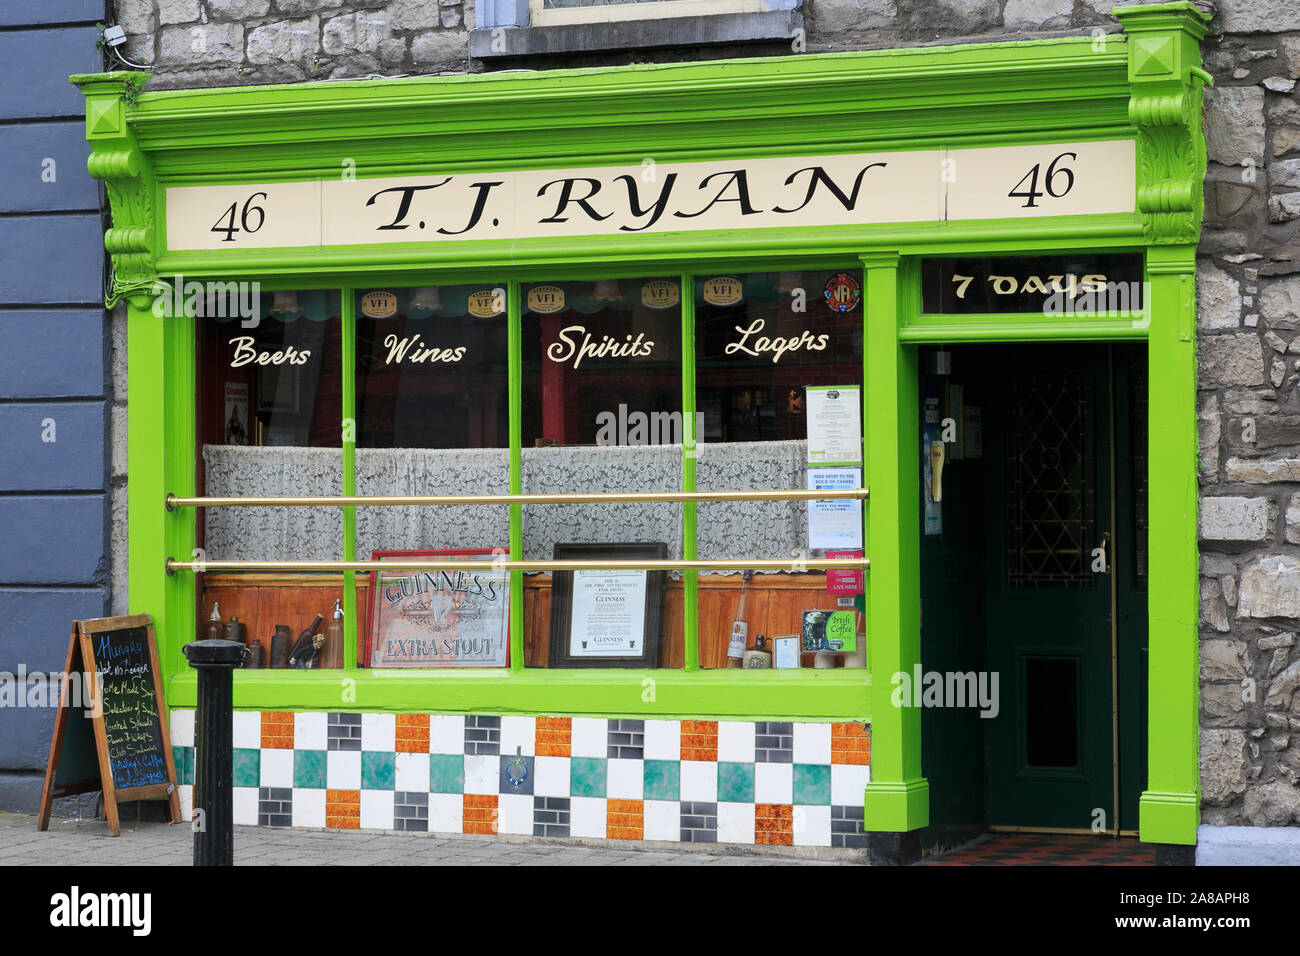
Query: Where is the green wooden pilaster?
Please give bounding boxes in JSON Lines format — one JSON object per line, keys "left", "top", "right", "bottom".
{"left": 861, "top": 252, "right": 928, "bottom": 833}
{"left": 1115, "top": 1, "right": 1210, "bottom": 847}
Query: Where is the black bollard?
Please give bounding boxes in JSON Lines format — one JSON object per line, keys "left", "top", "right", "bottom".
{"left": 182, "top": 638, "right": 248, "bottom": 866}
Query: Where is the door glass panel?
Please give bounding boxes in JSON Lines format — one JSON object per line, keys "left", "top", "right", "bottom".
{"left": 1024, "top": 656, "right": 1079, "bottom": 768}
{"left": 1005, "top": 373, "right": 1095, "bottom": 588}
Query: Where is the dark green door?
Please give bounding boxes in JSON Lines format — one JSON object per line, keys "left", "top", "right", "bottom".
{"left": 984, "top": 345, "right": 1145, "bottom": 833}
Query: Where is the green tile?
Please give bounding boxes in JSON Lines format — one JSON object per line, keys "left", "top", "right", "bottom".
{"left": 232, "top": 748, "right": 260, "bottom": 788}
{"left": 175, "top": 746, "right": 194, "bottom": 786}
{"left": 429, "top": 753, "right": 464, "bottom": 794}
{"left": 643, "top": 760, "right": 680, "bottom": 802}
{"left": 361, "top": 751, "right": 396, "bottom": 790}
{"left": 294, "top": 750, "right": 327, "bottom": 789}
{"left": 717, "top": 761, "right": 755, "bottom": 803}
{"left": 570, "top": 756, "right": 607, "bottom": 798}
{"left": 793, "top": 764, "right": 831, "bottom": 805}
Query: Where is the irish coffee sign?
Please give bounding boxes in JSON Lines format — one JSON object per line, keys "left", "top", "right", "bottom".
{"left": 366, "top": 549, "right": 509, "bottom": 668}
{"left": 165, "top": 141, "right": 1135, "bottom": 251}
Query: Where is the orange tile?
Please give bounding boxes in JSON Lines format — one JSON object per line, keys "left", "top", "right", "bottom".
{"left": 395, "top": 713, "right": 430, "bottom": 753}
{"left": 260, "top": 711, "right": 295, "bottom": 750}
{"left": 463, "top": 794, "right": 498, "bottom": 834}
{"left": 607, "top": 799, "right": 643, "bottom": 840}
{"left": 535, "top": 718, "right": 571, "bottom": 757}
{"left": 325, "top": 790, "right": 360, "bottom": 830}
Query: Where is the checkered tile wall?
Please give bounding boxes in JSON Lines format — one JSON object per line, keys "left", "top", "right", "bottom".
{"left": 169, "top": 711, "right": 870, "bottom": 849}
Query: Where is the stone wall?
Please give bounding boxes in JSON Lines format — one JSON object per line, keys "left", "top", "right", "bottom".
{"left": 1198, "top": 15, "right": 1300, "bottom": 827}
{"left": 105, "top": 0, "right": 1300, "bottom": 827}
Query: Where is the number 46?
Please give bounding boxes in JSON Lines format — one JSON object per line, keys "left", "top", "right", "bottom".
{"left": 211, "top": 192, "right": 267, "bottom": 242}
{"left": 1008, "top": 152, "right": 1076, "bottom": 208}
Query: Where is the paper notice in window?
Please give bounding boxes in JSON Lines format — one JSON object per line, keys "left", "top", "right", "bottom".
{"left": 808, "top": 467, "right": 864, "bottom": 550}
{"left": 806, "top": 386, "right": 861, "bottom": 466}
{"left": 569, "top": 569, "right": 648, "bottom": 657}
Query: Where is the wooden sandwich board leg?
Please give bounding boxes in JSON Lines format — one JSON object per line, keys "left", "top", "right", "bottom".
{"left": 80, "top": 626, "right": 122, "bottom": 837}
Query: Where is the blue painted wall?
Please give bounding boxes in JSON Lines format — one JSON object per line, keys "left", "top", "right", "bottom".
{"left": 0, "top": 2, "right": 110, "bottom": 811}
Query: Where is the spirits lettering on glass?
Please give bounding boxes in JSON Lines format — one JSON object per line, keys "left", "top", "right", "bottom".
{"left": 545, "top": 324, "right": 655, "bottom": 370}
{"left": 228, "top": 335, "right": 312, "bottom": 368}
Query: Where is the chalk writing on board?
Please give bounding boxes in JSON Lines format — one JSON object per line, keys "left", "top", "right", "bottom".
{"left": 95, "top": 627, "right": 168, "bottom": 790}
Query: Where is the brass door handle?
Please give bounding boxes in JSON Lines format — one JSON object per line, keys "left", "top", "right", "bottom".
{"left": 1097, "top": 531, "right": 1111, "bottom": 573}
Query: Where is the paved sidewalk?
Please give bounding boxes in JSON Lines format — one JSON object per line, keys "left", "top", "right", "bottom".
{"left": 0, "top": 812, "right": 847, "bottom": 866}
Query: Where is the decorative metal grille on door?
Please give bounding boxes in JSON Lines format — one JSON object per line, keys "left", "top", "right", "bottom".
{"left": 1005, "top": 373, "right": 1096, "bottom": 588}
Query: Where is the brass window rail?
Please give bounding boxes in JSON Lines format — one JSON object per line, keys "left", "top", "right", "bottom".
{"left": 166, "top": 488, "right": 869, "bottom": 509}
{"left": 166, "top": 557, "right": 871, "bottom": 574}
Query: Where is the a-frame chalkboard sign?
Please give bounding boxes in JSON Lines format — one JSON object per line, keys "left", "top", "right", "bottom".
{"left": 37, "top": 615, "right": 181, "bottom": 836}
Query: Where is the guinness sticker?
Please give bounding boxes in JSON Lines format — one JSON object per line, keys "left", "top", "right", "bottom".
{"left": 823, "top": 273, "right": 861, "bottom": 313}
{"left": 467, "top": 288, "right": 505, "bottom": 318}
{"left": 702, "top": 276, "right": 743, "bottom": 307}
{"left": 527, "top": 285, "right": 566, "bottom": 314}
{"left": 360, "top": 291, "right": 398, "bottom": 319}
{"left": 641, "top": 280, "right": 680, "bottom": 310}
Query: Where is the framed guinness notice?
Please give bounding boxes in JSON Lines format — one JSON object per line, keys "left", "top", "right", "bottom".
{"left": 366, "top": 549, "right": 510, "bottom": 668}
{"left": 548, "top": 542, "right": 668, "bottom": 669}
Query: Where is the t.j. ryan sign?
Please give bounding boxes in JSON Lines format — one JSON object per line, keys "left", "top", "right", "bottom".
{"left": 165, "top": 141, "right": 1135, "bottom": 251}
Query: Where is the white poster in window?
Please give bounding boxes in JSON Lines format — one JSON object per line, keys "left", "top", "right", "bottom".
{"left": 806, "top": 386, "right": 862, "bottom": 466}
{"left": 807, "top": 467, "right": 864, "bottom": 550}
{"left": 569, "top": 569, "right": 649, "bottom": 657}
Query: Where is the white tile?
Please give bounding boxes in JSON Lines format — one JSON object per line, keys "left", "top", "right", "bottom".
{"left": 793, "top": 722, "right": 832, "bottom": 765}
{"left": 396, "top": 752, "right": 431, "bottom": 793}
{"left": 606, "top": 758, "right": 644, "bottom": 800}
{"left": 793, "top": 805, "right": 832, "bottom": 847}
{"left": 570, "top": 717, "right": 607, "bottom": 758}
{"left": 830, "top": 763, "right": 870, "bottom": 806}
{"left": 643, "top": 799, "right": 680, "bottom": 842}
{"left": 293, "top": 712, "right": 329, "bottom": 751}
{"left": 360, "top": 790, "right": 395, "bottom": 830}
{"left": 232, "top": 711, "right": 261, "bottom": 750}
{"left": 464, "top": 754, "right": 498, "bottom": 795}
{"left": 233, "top": 787, "right": 258, "bottom": 826}
{"left": 169, "top": 709, "right": 194, "bottom": 748}
{"left": 497, "top": 793, "right": 534, "bottom": 835}
{"left": 755, "top": 762, "right": 794, "bottom": 804}
{"left": 643, "top": 719, "right": 680, "bottom": 761}
{"left": 260, "top": 748, "right": 293, "bottom": 789}
{"left": 679, "top": 760, "right": 717, "bottom": 803}
{"left": 569, "top": 796, "right": 606, "bottom": 838}
{"left": 326, "top": 750, "right": 361, "bottom": 790}
{"left": 178, "top": 785, "right": 193, "bottom": 823}
{"left": 293, "top": 788, "right": 327, "bottom": 829}
{"left": 499, "top": 715, "right": 535, "bottom": 756}
{"left": 534, "top": 756, "right": 571, "bottom": 798}
{"left": 717, "top": 721, "right": 755, "bottom": 763}
{"left": 361, "top": 713, "right": 396, "bottom": 752}
{"left": 428, "top": 793, "right": 462, "bottom": 834}
{"left": 429, "top": 715, "right": 465, "bottom": 754}
{"left": 717, "top": 802, "right": 755, "bottom": 844}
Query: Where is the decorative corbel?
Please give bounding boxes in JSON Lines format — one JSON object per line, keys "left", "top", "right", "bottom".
{"left": 71, "top": 71, "right": 158, "bottom": 308}
{"left": 1114, "top": 2, "right": 1213, "bottom": 246}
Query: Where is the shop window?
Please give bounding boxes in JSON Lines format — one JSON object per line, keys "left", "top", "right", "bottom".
{"left": 195, "top": 289, "right": 346, "bottom": 669}
{"left": 694, "top": 270, "right": 865, "bottom": 669}
{"left": 521, "top": 278, "right": 684, "bottom": 668}
{"left": 354, "top": 286, "right": 511, "bottom": 563}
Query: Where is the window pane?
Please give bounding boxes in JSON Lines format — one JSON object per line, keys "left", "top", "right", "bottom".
{"left": 521, "top": 278, "right": 684, "bottom": 669}
{"left": 194, "top": 289, "right": 345, "bottom": 670}
{"left": 694, "top": 270, "right": 864, "bottom": 670}
{"left": 352, "top": 287, "right": 511, "bottom": 626}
